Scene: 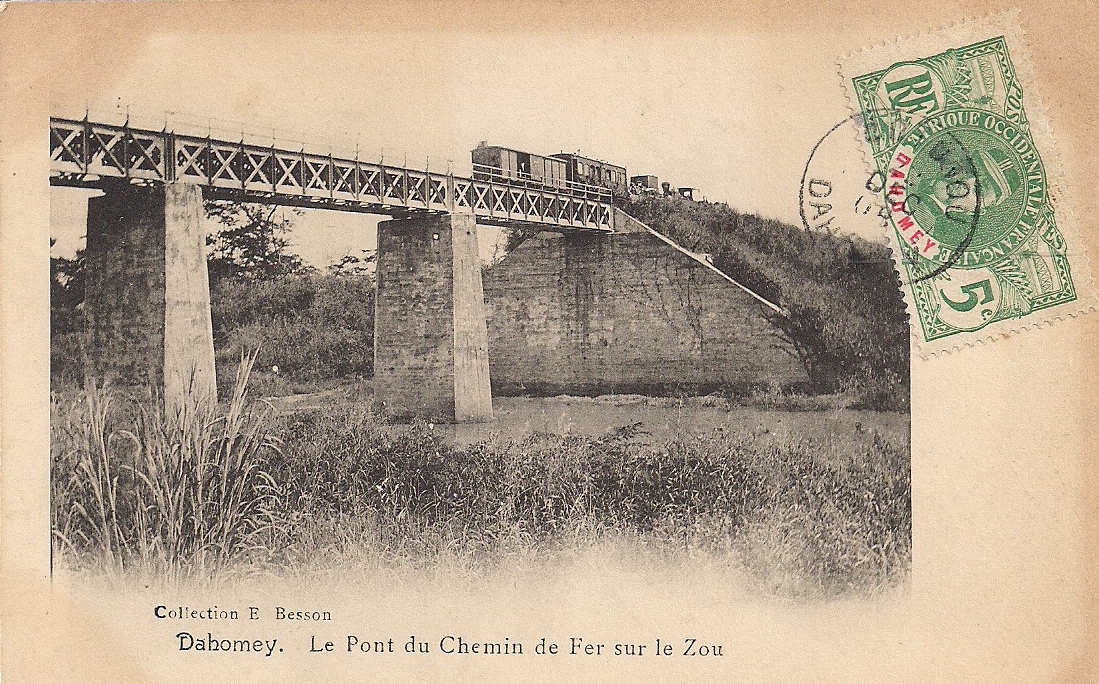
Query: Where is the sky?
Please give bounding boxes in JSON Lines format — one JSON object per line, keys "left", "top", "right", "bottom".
{"left": 48, "top": 10, "right": 875, "bottom": 267}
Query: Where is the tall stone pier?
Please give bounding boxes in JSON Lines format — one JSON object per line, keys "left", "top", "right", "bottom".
{"left": 84, "top": 181, "right": 217, "bottom": 409}
{"left": 374, "top": 212, "right": 493, "bottom": 423}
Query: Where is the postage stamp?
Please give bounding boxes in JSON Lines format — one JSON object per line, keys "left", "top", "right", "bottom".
{"left": 840, "top": 14, "right": 1097, "bottom": 352}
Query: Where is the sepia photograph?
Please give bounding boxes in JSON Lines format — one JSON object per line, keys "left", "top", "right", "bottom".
{"left": 3, "top": 2, "right": 1098, "bottom": 683}
{"left": 48, "top": 57, "right": 912, "bottom": 602}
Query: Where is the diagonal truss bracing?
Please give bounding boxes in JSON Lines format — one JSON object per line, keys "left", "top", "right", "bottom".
{"left": 49, "top": 117, "right": 613, "bottom": 231}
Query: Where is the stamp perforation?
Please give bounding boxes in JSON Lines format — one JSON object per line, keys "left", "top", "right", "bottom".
{"left": 837, "top": 10, "right": 1097, "bottom": 356}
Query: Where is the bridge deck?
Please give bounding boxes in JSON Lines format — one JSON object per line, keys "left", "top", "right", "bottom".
{"left": 49, "top": 117, "right": 613, "bottom": 231}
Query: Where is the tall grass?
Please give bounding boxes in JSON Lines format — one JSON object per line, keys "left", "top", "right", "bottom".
{"left": 52, "top": 372, "right": 910, "bottom": 597}
{"left": 263, "top": 406, "right": 910, "bottom": 598}
{"left": 51, "top": 354, "right": 282, "bottom": 580}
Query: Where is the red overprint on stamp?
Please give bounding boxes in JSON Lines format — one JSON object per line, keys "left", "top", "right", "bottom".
{"left": 885, "top": 146, "right": 940, "bottom": 259}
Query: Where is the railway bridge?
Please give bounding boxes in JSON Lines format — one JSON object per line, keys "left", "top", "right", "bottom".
{"left": 51, "top": 116, "right": 622, "bottom": 422}
{"left": 52, "top": 116, "right": 806, "bottom": 422}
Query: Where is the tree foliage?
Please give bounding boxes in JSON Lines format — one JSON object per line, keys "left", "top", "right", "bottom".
{"left": 327, "top": 249, "right": 377, "bottom": 278}
{"left": 51, "top": 239, "right": 88, "bottom": 385}
{"left": 51, "top": 238, "right": 85, "bottom": 336}
{"left": 209, "top": 274, "right": 375, "bottom": 395}
{"left": 205, "top": 201, "right": 309, "bottom": 281}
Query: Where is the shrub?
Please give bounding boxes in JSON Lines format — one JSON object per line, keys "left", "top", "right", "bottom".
{"left": 623, "top": 196, "right": 910, "bottom": 409}
{"left": 210, "top": 274, "right": 375, "bottom": 395}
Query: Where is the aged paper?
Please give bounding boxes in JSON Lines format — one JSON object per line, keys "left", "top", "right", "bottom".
{"left": 2, "top": 1, "right": 1097, "bottom": 683}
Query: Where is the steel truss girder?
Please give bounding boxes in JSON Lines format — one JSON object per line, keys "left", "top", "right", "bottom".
{"left": 49, "top": 117, "right": 613, "bottom": 231}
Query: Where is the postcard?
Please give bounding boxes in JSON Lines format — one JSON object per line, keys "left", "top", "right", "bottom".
{"left": 1, "top": 2, "right": 1096, "bottom": 683}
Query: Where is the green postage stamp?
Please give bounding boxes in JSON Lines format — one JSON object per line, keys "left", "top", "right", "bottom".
{"left": 840, "top": 15, "right": 1096, "bottom": 352}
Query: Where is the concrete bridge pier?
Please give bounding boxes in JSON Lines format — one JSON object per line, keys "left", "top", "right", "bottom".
{"left": 374, "top": 212, "right": 493, "bottom": 423}
{"left": 84, "top": 180, "right": 217, "bottom": 410}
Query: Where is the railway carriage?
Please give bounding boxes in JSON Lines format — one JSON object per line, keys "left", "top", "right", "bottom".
{"left": 550, "top": 153, "right": 628, "bottom": 192}
{"left": 471, "top": 143, "right": 627, "bottom": 193}
{"left": 471, "top": 144, "right": 568, "bottom": 189}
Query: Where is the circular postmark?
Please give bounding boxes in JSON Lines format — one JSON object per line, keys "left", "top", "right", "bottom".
{"left": 800, "top": 112, "right": 985, "bottom": 285}
{"left": 799, "top": 113, "right": 892, "bottom": 242}
{"left": 798, "top": 109, "right": 1038, "bottom": 334}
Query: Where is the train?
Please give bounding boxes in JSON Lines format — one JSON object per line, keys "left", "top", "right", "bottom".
{"left": 470, "top": 142, "right": 697, "bottom": 200}
{"left": 471, "top": 143, "right": 627, "bottom": 193}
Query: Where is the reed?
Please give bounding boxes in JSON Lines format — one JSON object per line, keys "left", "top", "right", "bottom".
{"left": 51, "top": 352, "right": 282, "bottom": 580}
{"left": 263, "top": 407, "right": 910, "bottom": 598}
{"left": 52, "top": 374, "right": 910, "bottom": 597}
